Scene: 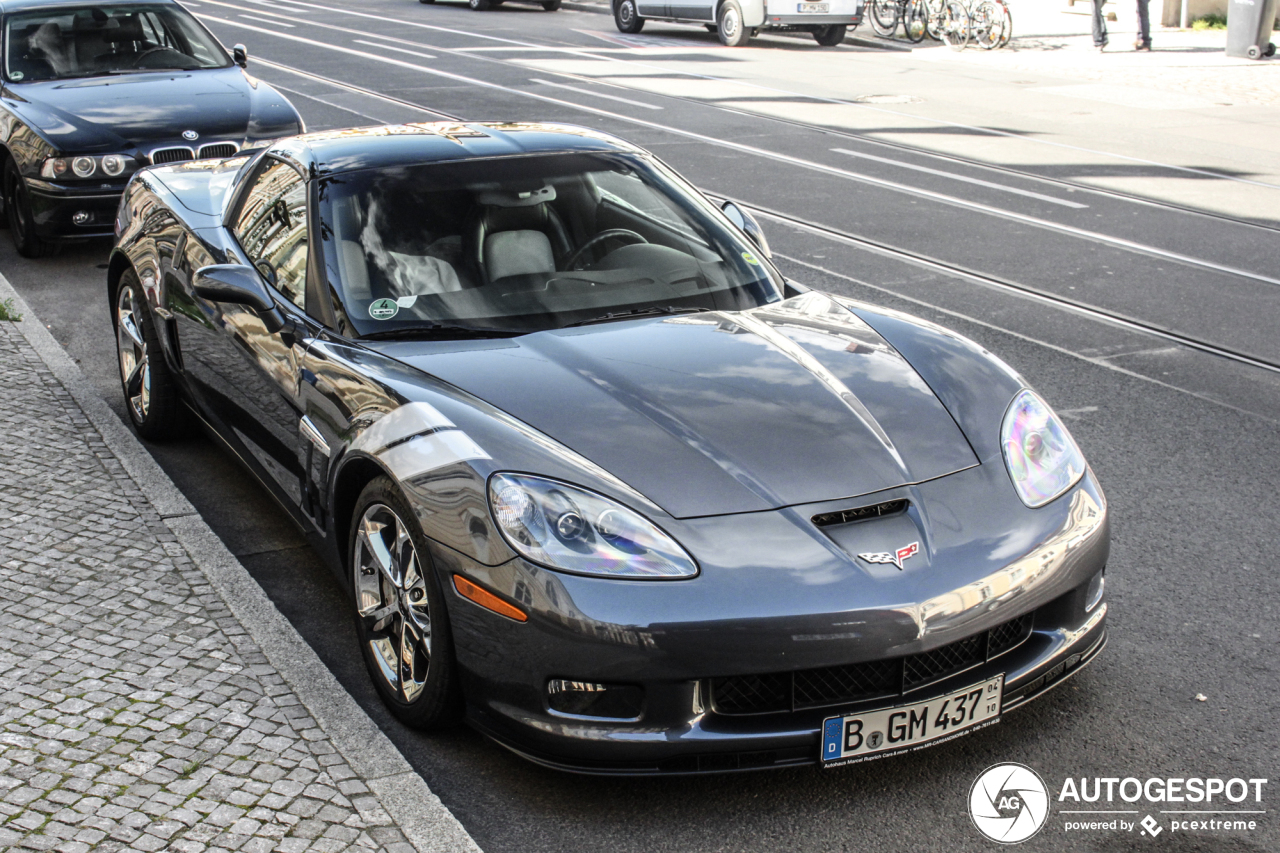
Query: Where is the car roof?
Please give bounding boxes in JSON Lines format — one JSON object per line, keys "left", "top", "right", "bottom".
{"left": 268, "top": 122, "right": 645, "bottom": 177}
{"left": 0, "top": 0, "right": 180, "bottom": 13}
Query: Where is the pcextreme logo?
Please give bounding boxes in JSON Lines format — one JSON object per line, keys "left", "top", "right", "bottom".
{"left": 969, "top": 763, "right": 1050, "bottom": 844}
{"left": 969, "top": 765, "right": 1269, "bottom": 844}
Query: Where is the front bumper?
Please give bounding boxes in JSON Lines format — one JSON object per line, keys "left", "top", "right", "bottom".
{"left": 25, "top": 179, "right": 124, "bottom": 241}
{"left": 440, "top": 467, "right": 1111, "bottom": 774}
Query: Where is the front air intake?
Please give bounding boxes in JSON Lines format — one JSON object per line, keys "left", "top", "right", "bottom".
{"left": 812, "top": 499, "right": 909, "bottom": 528}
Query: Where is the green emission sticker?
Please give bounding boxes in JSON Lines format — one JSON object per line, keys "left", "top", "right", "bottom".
{"left": 369, "top": 298, "right": 399, "bottom": 320}
{"left": 741, "top": 250, "right": 760, "bottom": 266}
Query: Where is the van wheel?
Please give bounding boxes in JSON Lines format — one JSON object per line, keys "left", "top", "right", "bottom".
{"left": 469, "top": 0, "right": 490, "bottom": 10}
{"left": 813, "top": 24, "right": 846, "bottom": 44}
{"left": 615, "top": 0, "right": 644, "bottom": 32}
{"left": 543, "top": 0, "right": 561, "bottom": 9}
{"left": 717, "top": 0, "right": 751, "bottom": 45}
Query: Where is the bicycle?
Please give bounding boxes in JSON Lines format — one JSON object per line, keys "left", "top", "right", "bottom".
{"left": 913, "top": 0, "right": 971, "bottom": 48}
{"left": 968, "top": 0, "right": 1012, "bottom": 49}
{"left": 869, "top": 0, "right": 930, "bottom": 42}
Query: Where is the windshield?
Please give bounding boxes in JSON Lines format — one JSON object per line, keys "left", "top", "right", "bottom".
{"left": 3, "top": 4, "right": 230, "bottom": 82}
{"left": 317, "top": 152, "right": 782, "bottom": 338}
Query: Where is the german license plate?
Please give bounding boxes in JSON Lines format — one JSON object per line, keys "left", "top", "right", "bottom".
{"left": 797, "top": 2, "right": 830, "bottom": 11}
{"left": 821, "top": 675, "right": 1003, "bottom": 767}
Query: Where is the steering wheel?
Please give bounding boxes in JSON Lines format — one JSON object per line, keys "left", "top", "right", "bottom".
{"left": 563, "top": 229, "right": 648, "bottom": 271}
{"left": 130, "top": 46, "right": 173, "bottom": 68}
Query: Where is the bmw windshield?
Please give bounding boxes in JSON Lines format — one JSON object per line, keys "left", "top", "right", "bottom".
{"left": 317, "top": 152, "right": 783, "bottom": 338}
{"left": 3, "top": 4, "right": 230, "bottom": 82}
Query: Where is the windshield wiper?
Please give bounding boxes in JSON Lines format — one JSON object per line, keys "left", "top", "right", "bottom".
{"left": 563, "top": 306, "right": 710, "bottom": 328}
{"left": 359, "top": 324, "right": 525, "bottom": 341}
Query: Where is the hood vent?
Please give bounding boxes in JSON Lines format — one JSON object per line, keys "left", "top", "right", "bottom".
{"left": 812, "top": 499, "right": 909, "bottom": 528}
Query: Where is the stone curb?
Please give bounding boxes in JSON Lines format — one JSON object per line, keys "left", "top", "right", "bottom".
{"left": 0, "top": 272, "right": 482, "bottom": 853}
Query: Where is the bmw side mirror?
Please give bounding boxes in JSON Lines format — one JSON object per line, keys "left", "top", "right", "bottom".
{"left": 721, "top": 200, "right": 772, "bottom": 259}
{"left": 232, "top": 44, "right": 248, "bottom": 68}
{"left": 194, "top": 264, "right": 284, "bottom": 333}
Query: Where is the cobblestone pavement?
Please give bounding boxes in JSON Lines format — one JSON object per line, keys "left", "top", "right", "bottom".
{"left": 0, "top": 321, "right": 419, "bottom": 852}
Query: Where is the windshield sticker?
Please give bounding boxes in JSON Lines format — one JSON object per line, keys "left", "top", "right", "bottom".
{"left": 742, "top": 251, "right": 760, "bottom": 266}
{"left": 369, "top": 298, "right": 399, "bottom": 320}
{"left": 10, "top": 72, "right": 23, "bottom": 81}
{"left": 395, "top": 295, "right": 418, "bottom": 309}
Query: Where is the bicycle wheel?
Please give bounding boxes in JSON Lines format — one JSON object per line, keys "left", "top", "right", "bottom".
{"left": 971, "top": 0, "right": 1000, "bottom": 48}
{"left": 924, "top": 0, "right": 944, "bottom": 39}
{"left": 903, "top": 0, "right": 928, "bottom": 42}
{"left": 940, "top": 0, "right": 969, "bottom": 49}
{"left": 869, "top": 0, "right": 900, "bottom": 37}
{"left": 997, "top": 1, "right": 1012, "bottom": 46}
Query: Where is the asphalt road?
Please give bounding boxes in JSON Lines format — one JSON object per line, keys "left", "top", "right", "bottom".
{"left": 4, "top": 2, "right": 1279, "bottom": 850}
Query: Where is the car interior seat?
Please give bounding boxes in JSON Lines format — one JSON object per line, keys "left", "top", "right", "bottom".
{"left": 8, "top": 24, "right": 57, "bottom": 80}
{"left": 465, "top": 185, "right": 572, "bottom": 286}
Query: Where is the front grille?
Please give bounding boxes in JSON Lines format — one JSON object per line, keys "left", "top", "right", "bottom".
{"left": 150, "top": 146, "right": 194, "bottom": 165}
{"left": 812, "top": 499, "right": 909, "bottom": 528}
{"left": 198, "top": 142, "right": 238, "bottom": 159}
{"left": 710, "top": 613, "right": 1035, "bottom": 715}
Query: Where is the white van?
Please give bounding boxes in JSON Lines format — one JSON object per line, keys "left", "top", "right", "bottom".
{"left": 612, "top": 0, "right": 863, "bottom": 46}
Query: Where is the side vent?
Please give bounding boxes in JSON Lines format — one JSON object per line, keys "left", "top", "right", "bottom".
{"left": 812, "top": 499, "right": 909, "bottom": 528}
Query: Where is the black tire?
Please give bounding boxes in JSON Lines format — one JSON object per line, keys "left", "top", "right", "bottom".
{"left": 350, "top": 477, "right": 463, "bottom": 730}
{"left": 717, "top": 0, "right": 751, "bottom": 45}
{"left": 813, "top": 23, "right": 847, "bottom": 45}
{"left": 4, "top": 160, "right": 56, "bottom": 258}
{"left": 542, "top": 0, "right": 561, "bottom": 9}
{"left": 614, "top": 0, "right": 644, "bottom": 32}
{"left": 469, "top": 0, "right": 491, "bottom": 10}
{"left": 1266, "top": 42, "right": 1276, "bottom": 57}
{"left": 903, "top": 0, "right": 927, "bottom": 41}
{"left": 869, "top": 0, "right": 899, "bottom": 36}
{"left": 940, "top": 0, "right": 969, "bottom": 48}
{"left": 114, "top": 270, "right": 183, "bottom": 441}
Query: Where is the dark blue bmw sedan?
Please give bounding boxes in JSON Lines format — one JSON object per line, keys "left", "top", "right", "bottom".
{"left": 0, "top": 0, "right": 302, "bottom": 256}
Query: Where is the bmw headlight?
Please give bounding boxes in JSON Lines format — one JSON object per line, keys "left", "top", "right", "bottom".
{"left": 488, "top": 473, "right": 697, "bottom": 579}
{"left": 41, "top": 154, "right": 139, "bottom": 180}
{"left": 1001, "top": 390, "right": 1086, "bottom": 508}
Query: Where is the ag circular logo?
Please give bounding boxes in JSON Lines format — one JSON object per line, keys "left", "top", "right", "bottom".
{"left": 969, "top": 763, "right": 1049, "bottom": 844}
{"left": 182, "top": 129, "right": 199, "bottom": 141}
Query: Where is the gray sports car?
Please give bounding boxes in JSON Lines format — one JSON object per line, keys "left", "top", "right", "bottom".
{"left": 108, "top": 122, "right": 1109, "bottom": 774}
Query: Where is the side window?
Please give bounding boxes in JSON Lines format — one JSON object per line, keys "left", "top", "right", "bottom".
{"left": 233, "top": 159, "right": 309, "bottom": 311}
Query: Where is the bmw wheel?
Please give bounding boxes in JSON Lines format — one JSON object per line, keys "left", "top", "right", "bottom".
{"left": 4, "top": 160, "right": 56, "bottom": 258}
{"left": 351, "top": 477, "right": 462, "bottom": 729}
{"left": 115, "top": 271, "right": 181, "bottom": 440}
{"left": 615, "top": 0, "right": 644, "bottom": 32}
{"left": 717, "top": 0, "right": 751, "bottom": 46}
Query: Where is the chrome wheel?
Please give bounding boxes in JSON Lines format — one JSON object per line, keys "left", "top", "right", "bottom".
{"left": 354, "top": 503, "right": 432, "bottom": 703}
{"left": 116, "top": 284, "right": 151, "bottom": 423}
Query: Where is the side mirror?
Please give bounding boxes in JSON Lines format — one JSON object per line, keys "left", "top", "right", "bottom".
{"left": 232, "top": 44, "right": 248, "bottom": 68}
{"left": 194, "top": 264, "right": 284, "bottom": 333}
{"left": 721, "top": 201, "right": 772, "bottom": 259}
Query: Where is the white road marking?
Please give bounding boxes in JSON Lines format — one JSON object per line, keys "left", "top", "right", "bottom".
{"left": 238, "top": 12, "right": 294, "bottom": 25}
{"left": 254, "top": 58, "right": 456, "bottom": 118}
{"left": 352, "top": 39, "right": 437, "bottom": 60}
{"left": 208, "top": 0, "right": 1280, "bottom": 191}
{"left": 529, "top": 78, "right": 662, "bottom": 109}
{"left": 203, "top": 15, "right": 1280, "bottom": 291}
{"left": 831, "top": 148, "right": 1087, "bottom": 209}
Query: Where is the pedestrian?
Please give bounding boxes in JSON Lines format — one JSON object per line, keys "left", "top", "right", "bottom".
{"left": 1091, "top": 0, "right": 1109, "bottom": 49}
{"left": 1134, "top": 0, "right": 1152, "bottom": 49}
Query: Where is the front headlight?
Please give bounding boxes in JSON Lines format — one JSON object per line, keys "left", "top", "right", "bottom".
{"left": 41, "top": 154, "right": 140, "bottom": 180}
{"left": 488, "top": 473, "right": 697, "bottom": 579}
{"left": 1001, "top": 389, "right": 1086, "bottom": 507}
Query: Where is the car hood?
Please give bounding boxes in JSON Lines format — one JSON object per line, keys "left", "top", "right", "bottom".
{"left": 8, "top": 67, "right": 292, "bottom": 152}
{"left": 386, "top": 292, "right": 979, "bottom": 519}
